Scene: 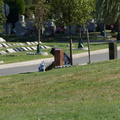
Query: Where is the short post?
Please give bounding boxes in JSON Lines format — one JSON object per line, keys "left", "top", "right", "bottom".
{"left": 109, "top": 42, "right": 117, "bottom": 60}
{"left": 87, "top": 29, "right": 91, "bottom": 64}
{"left": 37, "top": 44, "right": 41, "bottom": 54}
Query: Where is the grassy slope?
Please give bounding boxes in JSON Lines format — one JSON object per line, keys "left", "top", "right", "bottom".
{"left": 0, "top": 59, "right": 120, "bottom": 120}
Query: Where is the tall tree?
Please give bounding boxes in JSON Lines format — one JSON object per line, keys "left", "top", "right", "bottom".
{"left": 0, "top": 0, "right": 6, "bottom": 33}
{"left": 51, "top": 0, "right": 95, "bottom": 65}
{"left": 33, "top": 0, "right": 50, "bottom": 54}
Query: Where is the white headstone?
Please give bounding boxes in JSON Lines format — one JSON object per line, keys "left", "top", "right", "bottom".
{"left": 21, "top": 47, "right": 28, "bottom": 51}
{"left": 0, "top": 44, "right": 3, "bottom": 48}
{"left": 31, "top": 46, "right": 37, "bottom": 50}
{"left": 26, "top": 42, "right": 32, "bottom": 45}
{"left": 2, "top": 43, "right": 9, "bottom": 47}
{"left": 26, "top": 47, "right": 32, "bottom": 50}
{"left": 0, "top": 38, "right": 6, "bottom": 42}
{"left": 6, "top": 48, "right": 16, "bottom": 53}
{"left": 0, "top": 51, "right": 7, "bottom": 55}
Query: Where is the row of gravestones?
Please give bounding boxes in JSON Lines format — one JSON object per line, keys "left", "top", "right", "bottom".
{"left": 0, "top": 41, "right": 51, "bottom": 55}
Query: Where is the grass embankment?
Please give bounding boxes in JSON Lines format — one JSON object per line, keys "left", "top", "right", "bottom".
{"left": 0, "top": 59, "right": 120, "bottom": 120}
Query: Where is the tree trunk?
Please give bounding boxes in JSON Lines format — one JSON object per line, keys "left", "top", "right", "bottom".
{"left": 37, "top": 29, "right": 41, "bottom": 54}
{"left": 69, "top": 25, "right": 73, "bottom": 65}
{"left": 87, "top": 29, "right": 91, "bottom": 64}
{"left": 38, "top": 29, "right": 40, "bottom": 45}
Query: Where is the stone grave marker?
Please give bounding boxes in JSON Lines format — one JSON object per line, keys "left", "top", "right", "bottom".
{"left": 0, "top": 38, "right": 6, "bottom": 42}
{"left": 15, "top": 47, "right": 24, "bottom": 51}
{"left": 41, "top": 46, "right": 45, "bottom": 49}
{"left": 31, "top": 42, "right": 36, "bottom": 45}
{"left": 2, "top": 43, "right": 9, "bottom": 47}
{"left": 0, "top": 51, "right": 7, "bottom": 55}
{"left": 26, "top": 42, "right": 32, "bottom": 45}
{"left": 31, "top": 46, "right": 37, "bottom": 50}
{"left": 0, "top": 44, "right": 3, "bottom": 48}
{"left": 21, "top": 47, "right": 28, "bottom": 51}
{"left": 6, "top": 48, "right": 16, "bottom": 53}
{"left": 13, "top": 48, "right": 20, "bottom": 52}
{"left": 34, "top": 41, "right": 39, "bottom": 44}
{"left": 19, "top": 43, "right": 25, "bottom": 46}
{"left": 26, "top": 47, "right": 32, "bottom": 50}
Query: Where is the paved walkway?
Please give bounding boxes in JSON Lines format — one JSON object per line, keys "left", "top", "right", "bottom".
{"left": 0, "top": 46, "right": 120, "bottom": 70}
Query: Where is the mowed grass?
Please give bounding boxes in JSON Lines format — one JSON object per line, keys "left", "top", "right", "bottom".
{"left": 0, "top": 30, "right": 119, "bottom": 64}
{"left": 0, "top": 59, "right": 120, "bottom": 120}
{"left": 0, "top": 42, "right": 110, "bottom": 64}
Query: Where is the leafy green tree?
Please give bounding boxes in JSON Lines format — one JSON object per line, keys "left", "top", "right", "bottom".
{"left": 24, "top": 0, "right": 34, "bottom": 19}
{"left": 51, "top": 0, "right": 95, "bottom": 65}
{"left": 4, "top": 0, "right": 25, "bottom": 24}
{"left": 96, "top": 0, "right": 120, "bottom": 39}
{"left": 0, "top": 0, "right": 6, "bottom": 33}
{"left": 96, "top": 0, "right": 120, "bottom": 27}
{"left": 33, "top": 0, "right": 50, "bottom": 53}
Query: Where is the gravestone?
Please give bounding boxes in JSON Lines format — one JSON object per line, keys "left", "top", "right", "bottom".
{"left": 15, "top": 47, "right": 24, "bottom": 52}
{"left": 3, "top": 23, "right": 13, "bottom": 34}
{"left": 26, "top": 19, "right": 34, "bottom": 34}
{"left": 6, "top": 48, "right": 16, "bottom": 53}
{"left": 44, "top": 45, "right": 51, "bottom": 49}
{"left": 0, "top": 44, "right": 3, "bottom": 48}
{"left": 26, "top": 47, "right": 32, "bottom": 50}
{"left": 15, "top": 15, "right": 29, "bottom": 37}
{"left": 0, "top": 38, "right": 6, "bottom": 42}
{"left": 41, "top": 46, "right": 45, "bottom": 49}
{"left": 2, "top": 43, "right": 9, "bottom": 47}
{"left": 21, "top": 47, "right": 28, "bottom": 51}
{"left": 31, "top": 42, "right": 36, "bottom": 45}
{"left": 19, "top": 43, "right": 25, "bottom": 46}
{"left": 0, "top": 51, "right": 7, "bottom": 55}
{"left": 13, "top": 48, "right": 20, "bottom": 52}
{"left": 26, "top": 42, "right": 32, "bottom": 45}
{"left": 87, "top": 19, "right": 96, "bottom": 32}
{"left": 66, "top": 26, "right": 76, "bottom": 34}
{"left": 35, "top": 41, "right": 39, "bottom": 44}
{"left": 31, "top": 46, "right": 37, "bottom": 50}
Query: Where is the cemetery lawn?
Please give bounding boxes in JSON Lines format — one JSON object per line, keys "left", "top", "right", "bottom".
{"left": 0, "top": 31, "right": 119, "bottom": 64}
{"left": 0, "top": 42, "right": 116, "bottom": 64}
{"left": 0, "top": 59, "right": 120, "bottom": 120}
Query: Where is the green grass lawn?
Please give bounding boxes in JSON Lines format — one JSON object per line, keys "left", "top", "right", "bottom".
{"left": 0, "top": 42, "right": 110, "bottom": 64}
{"left": 0, "top": 59, "right": 120, "bottom": 120}
{"left": 0, "top": 31, "right": 119, "bottom": 64}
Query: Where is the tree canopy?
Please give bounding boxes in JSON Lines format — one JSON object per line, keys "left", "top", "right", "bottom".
{"left": 4, "top": 0, "right": 25, "bottom": 23}
{"left": 0, "top": 0, "right": 6, "bottom": 32}
{"left": 4, "top": 0, "right": 25, "bottom": 15}
{"left": 50, "top": 0, "right": 95, "bottom": 65}
{"left": 96, "top": 0, "right": 120, "bottom": 25}
{"left": 51, "top": 0, "right": 95, "bottom": 26}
